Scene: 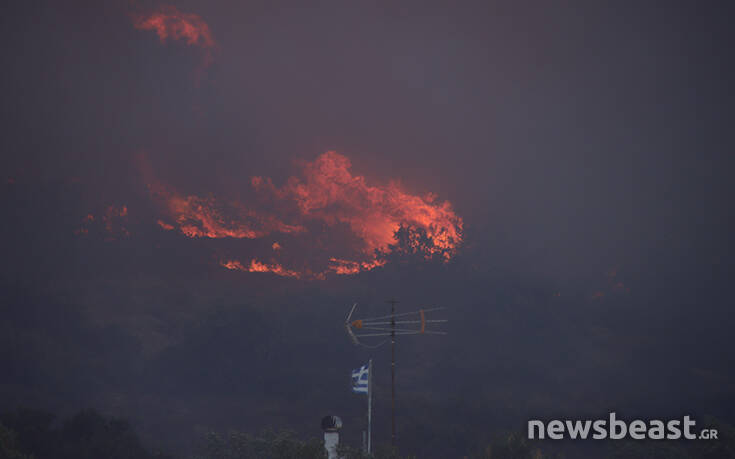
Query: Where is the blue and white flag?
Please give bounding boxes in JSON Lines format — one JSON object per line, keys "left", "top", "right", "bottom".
{"left": 351, "top": 363, "right": 369, "bottom": 394}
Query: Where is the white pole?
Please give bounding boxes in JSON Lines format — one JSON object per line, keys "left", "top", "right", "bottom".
{"left": 368, "top": 358, "right": 373, "bottom": 455}
{"left": 324, "top": 432, "right": 339, "bottom": 459}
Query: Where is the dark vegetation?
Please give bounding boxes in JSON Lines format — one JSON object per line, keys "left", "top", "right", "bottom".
{"left": 2, "top": 408, "right": 735, "bottom": 459}
{"left": 0, "top": 408, "right": 170, "bottom": 459}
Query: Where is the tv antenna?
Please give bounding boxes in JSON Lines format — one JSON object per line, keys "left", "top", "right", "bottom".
{"left": 344, "top": 300, "right": 447, "bottom": 449}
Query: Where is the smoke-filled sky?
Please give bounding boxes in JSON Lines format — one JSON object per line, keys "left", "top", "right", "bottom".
{"left": 1, "top": 1, "right": 734, "bottom": 457}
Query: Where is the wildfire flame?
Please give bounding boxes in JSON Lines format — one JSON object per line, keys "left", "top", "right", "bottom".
{"left": 132, "top": 5, "right": 215, "bottom": 66}
{"left": 150, "top": 183, "right": 304, "bottom": 239}
{"left": 251, "top": 152, "right": 463, "bottom": 262}
{"left": 149, "top": 151, "right": 463, "bottom": 279}
{"left": 221, "top": 259, "right": 301, "bottom": 279}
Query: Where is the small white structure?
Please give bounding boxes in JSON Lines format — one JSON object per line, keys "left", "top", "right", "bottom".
{"left": 321, "top": 415, "right": 342, "bottom": 459}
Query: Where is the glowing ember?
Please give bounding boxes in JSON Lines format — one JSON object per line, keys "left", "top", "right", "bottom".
{"left": 221, "top": 259, "right": 301, "bottom": 279}
{"left": 328, "top": 257, "right": 387, "bottom": 275}
{"left": 75, "top": 206, "right": 129, "bottom": 239}
{"left": 157, "top": 220, "right": 174, "bottom": 231}
{"left": 103, "top": 205, "right": 130, "bottom": 239}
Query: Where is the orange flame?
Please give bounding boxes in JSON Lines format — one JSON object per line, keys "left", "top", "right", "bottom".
{"left": 254, "top": 151, "right": 463, "bottom": 260}
{"left": 220, "top": 259, "right": 301, "bottom": 279}
{"left": 133, "top": 6, "right": 214, "bottom": 48}
{"left": 328, "top": 257, "right": 387, "bottom": 275}
{"left": 132, "top": 5, "right": 215, "bottom": 68}
{"left": 149, "top": 183, "right": 304, "bottom": 239}
{"left": 157, "top": 220, "right": 174, "bottom": 231}
{"left": 149, "top": 151, "right": 463, "bottom": 279}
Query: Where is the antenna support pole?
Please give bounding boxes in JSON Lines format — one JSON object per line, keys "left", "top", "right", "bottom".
{"left": 345, "top": 301, "right": 447, "bottom": 452}
{"left": 387, "top": 298, "right": 399, "bottom": 448}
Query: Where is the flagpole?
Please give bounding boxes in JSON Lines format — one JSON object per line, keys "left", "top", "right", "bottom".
{"left": 367, "top": 358, "right": 372, "bottom": 455}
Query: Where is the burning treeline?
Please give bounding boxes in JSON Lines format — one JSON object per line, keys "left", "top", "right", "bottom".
{"left": 150, "top": 151, "right": 463, "bottom": 279}
{"left": 128, "top": 9, "right": 463, "bottom": 278}
{"left": 131, "top": 5, "right": 215, "bottom": 67}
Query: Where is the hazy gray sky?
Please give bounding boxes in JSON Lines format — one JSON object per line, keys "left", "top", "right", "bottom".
{"left": 1, "top": 1, "right": 733, "bottom": 456}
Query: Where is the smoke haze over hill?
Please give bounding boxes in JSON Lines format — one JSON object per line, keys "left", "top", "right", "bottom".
{"left": 1, "top": 1, "right": 734, "bottom": 457}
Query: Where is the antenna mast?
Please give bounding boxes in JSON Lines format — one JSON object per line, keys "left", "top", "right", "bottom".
{"left": 345, "top": 301, "right": 447, "bottom": 452}
{"left": 387, "top": 298, "right": 398, "bottom": 448}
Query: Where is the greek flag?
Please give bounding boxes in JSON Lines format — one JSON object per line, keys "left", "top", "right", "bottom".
{"left": 351, "top": 363, "right": 369, "bottom": 394}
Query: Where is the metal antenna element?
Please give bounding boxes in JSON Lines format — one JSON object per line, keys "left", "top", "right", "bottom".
{"left": 345, "top": 304, "right": 447, "bottom": 345}
{"left": 344, "top": 301, "right": 448, "bottom": 450}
